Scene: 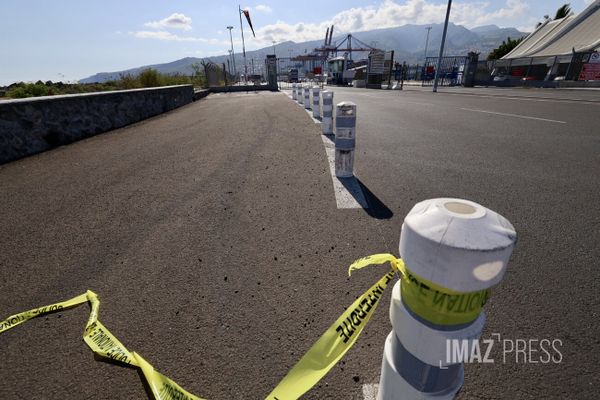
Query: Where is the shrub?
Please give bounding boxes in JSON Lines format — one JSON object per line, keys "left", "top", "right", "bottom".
{"left": 138, "top": 69, "right": 161, "bottom": 88}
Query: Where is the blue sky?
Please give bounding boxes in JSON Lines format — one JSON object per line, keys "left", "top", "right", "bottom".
{"left": 0, "top": 0, "right": 594, "bottom": 84}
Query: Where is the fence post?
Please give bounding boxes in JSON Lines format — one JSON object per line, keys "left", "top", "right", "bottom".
{"left": 321, "top": 91, "right": 334, "bottom": 134}
{"left": 304, "top": 87, "right": 311, "bottom": 110}
{"left": 292, "top": 83, "right": 297, "bottom": 100}
{"left": 312, "top": 87, "right": 320, "bottom": 118}
{"left": 378, "top": 198, "right": 517, "bottom": 400}
{"left": 334, "top": 102, "right": 356, "bottom": 178}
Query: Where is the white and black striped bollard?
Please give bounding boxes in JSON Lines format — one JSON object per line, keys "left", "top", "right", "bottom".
{"left": 321, "top": 91, "right": 333, "bottom": 135}
{"left": 334, "top": 101, "right": 356, "bottom": 178}
{"left": 304, "top": 87, "right": 311, "bottom": 110}
{"left": 312, "top": 87, "right": 320, "bottom": 119}
{"left": 378, "top": 199, "right": 517, "bottom": 400}
{"left": 297, "top": 84, "right": 303, "bottom": 105}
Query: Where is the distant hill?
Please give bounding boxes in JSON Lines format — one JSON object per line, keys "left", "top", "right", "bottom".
{"left": 471, "top": 24, "right": 501, "bottom": 33}
{"left": 80, "top": 23, "right": 529, "bottom": 83}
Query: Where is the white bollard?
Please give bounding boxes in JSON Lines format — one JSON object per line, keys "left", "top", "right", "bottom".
{"left": 304, "top": 87, "right": 311, "bottom": 110}
{"left": 297, "top": 84, "right": 303, "bottom": 105}
{"left": 334, "top": 102, "right": 356, "bottom": 178}
{"left": 321, "top": 91, "right": 334, "bottom": 135}
{"left": 312, "top": 87, "right": 320, "bottom": 118}
{"left": 378, "top": 198, "right": 517, "bottom": 400}
{"left": 292, "top": 83, "right": 297, "bottom": 100}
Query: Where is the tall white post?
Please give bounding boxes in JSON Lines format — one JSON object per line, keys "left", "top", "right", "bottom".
{"left": 334, "top": 102, "right": 356, "bottom": 178}
{"left": 312, "top": 87, "right": 320, "bottom": 118}
{"left": 297, "top": 84, "right": 304, "bottom": 105}
{"left": 378, "top": 198, "right": 517, "bottom": 400}
{"left": 304, "top": 87, "right": 311, "bottom": 110}
{"left": 321, "top": 91, "right": 333, "bottom": 134}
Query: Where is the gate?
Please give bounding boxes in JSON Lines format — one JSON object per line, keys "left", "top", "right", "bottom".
{"left": 276, "top": 57, "right": 327, "bottom": 90}
{"left": 421, "top": 56, "right": 468, "bottom": 86}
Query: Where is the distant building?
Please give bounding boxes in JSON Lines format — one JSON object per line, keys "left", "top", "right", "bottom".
{"left": 496, "top": 0, "right": 600, "bottom": 82}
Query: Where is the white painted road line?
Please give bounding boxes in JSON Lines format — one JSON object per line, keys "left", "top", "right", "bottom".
{"left": 284, "top": 89, "right": 368, "bottom": 209}
{"left": 352, "top": 93, "right": 380, "bottom": 98}
{"left": 460, "top": 108, "right": 567, "bottom": 124}
{"left": 362, "top": 383, "right": 379, "bottom": 400}
{"left": 321, "top": 135, "right": 368, "bottom": 209}
{"left": 447, "top": 92, "right": 600, "bottom": 106}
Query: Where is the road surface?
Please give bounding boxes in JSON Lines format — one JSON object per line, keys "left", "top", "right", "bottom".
{"left": 1, "top": 86, "right": 599, "bottom": 399}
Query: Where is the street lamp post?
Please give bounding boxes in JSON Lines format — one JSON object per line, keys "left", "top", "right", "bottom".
{"left": 228, "top": 50, "right": 233, "bottom": 74}
{"left": 238, "top": 5, "right": 248, "bottom": 84}
{"left": 424, "top": 26, "right": 432, "bottom": 63}
{"left": 433, "top": 0, "right": 452, "bottom": 93}
{"left": 272, "top": 41, "right": 278, "bottom": 81}
{"left": 226, "top": 26, "right": 237, "bottom": 79}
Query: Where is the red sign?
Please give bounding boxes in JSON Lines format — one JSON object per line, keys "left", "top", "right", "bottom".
{"left": 579, "top": 63, "right": 600, "bottom": 81}
{"left": 511, "top": 67, "right": 525, "bottom": 77}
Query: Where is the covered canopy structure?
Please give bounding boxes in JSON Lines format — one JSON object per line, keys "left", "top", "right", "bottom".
{"left": 496, "top": 0, "right": 600, "bottom": 82}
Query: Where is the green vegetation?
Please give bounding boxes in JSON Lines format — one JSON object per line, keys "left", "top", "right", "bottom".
{"left": 554, "top": 3, "right": 571, "bottom": 20}
{"left": 487, "top": 37, "right": 525, "bottom": 60}
{"left": 2, "top": 68, "right": 208, "bottom": 99}
{"left": 535, "top": 3, "right": 572, "bottom": 28}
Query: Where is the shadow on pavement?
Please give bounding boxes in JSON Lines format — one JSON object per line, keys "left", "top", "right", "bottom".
{"left": 339, "top": 177, "right": 394, "bottom": 220}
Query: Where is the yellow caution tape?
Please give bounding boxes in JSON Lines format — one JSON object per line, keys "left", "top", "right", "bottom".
{"left": 349, "top": 254, "right": 491, "bottom": 326}
{"left": 0, "top": 292, "right": 89, "bottom": 334}
{"left": 0, "top": 254, "right": 490, "bottom": 399}
{"left": 266, "top": 268, "right": 397, "bottom": 400}
{"left": 0, "top": 290, "right": 204, "bottom": 400}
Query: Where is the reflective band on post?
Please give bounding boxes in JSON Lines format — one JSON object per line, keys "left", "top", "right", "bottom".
{"left": 335, "top": 137, "right": 355, "bottom": 150}
{"left": 380, "top": 332, "right": 463, "bottom": 400}
{"left": 391, "top": 332, "right": 462, "bottom": 393}
{"left": 335, "top": 118, "right": 356, "bottom": 128}
{"left": 323, "top": 111, "right": 332, "bottom": 117}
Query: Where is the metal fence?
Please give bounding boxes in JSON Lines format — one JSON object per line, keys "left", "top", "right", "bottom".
{"left": 421, "top": 56, "right": 468, "bottom": 87}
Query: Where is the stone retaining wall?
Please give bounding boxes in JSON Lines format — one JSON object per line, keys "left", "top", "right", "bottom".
{"left": 0, "top": 85, "right": 194, "bottom": 164}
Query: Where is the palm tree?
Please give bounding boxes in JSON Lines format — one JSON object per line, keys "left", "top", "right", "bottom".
{"left": 554, "top": 3, "right": 571, "bottom": 20}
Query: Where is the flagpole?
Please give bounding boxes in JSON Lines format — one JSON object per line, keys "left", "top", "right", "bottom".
{"left": 239, "top": 5, "right": 248, "bottom": 84}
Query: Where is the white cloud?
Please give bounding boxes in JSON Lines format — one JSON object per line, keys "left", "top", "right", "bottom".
{"left": 144, "top": 13, "right": 193, "bottom": 31}
{"left": 255, "top": 0, "right": 529, "bottom": 44}
{"left": 255, "top": 4, "right": 273, "bottom": 14}
{"left": 132, "top": 30, "right": 225, "bottom": 45}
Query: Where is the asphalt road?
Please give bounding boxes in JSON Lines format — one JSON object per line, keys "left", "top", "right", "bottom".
{"left": 1, "top": 86, "right": 599, "bottom": 399}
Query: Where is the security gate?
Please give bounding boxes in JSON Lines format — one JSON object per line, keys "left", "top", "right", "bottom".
{"left": 421, "top": 56, "right": 468, "bottom": 87}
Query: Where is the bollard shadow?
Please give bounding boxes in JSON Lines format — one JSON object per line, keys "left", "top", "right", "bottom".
{"left": 338, "top": 176, "right": 394, "bottom": 220}
{"left": 323, "top": 133, "right": 335, "bottom": 144}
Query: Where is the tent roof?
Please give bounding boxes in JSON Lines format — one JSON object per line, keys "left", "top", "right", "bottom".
{"left": 503, "top": 1, "right": 600, "bottom": 59}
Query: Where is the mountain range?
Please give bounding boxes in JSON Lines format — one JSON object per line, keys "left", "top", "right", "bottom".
{"left": 80, "top": 23, "right": 528, "bottom": 83}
